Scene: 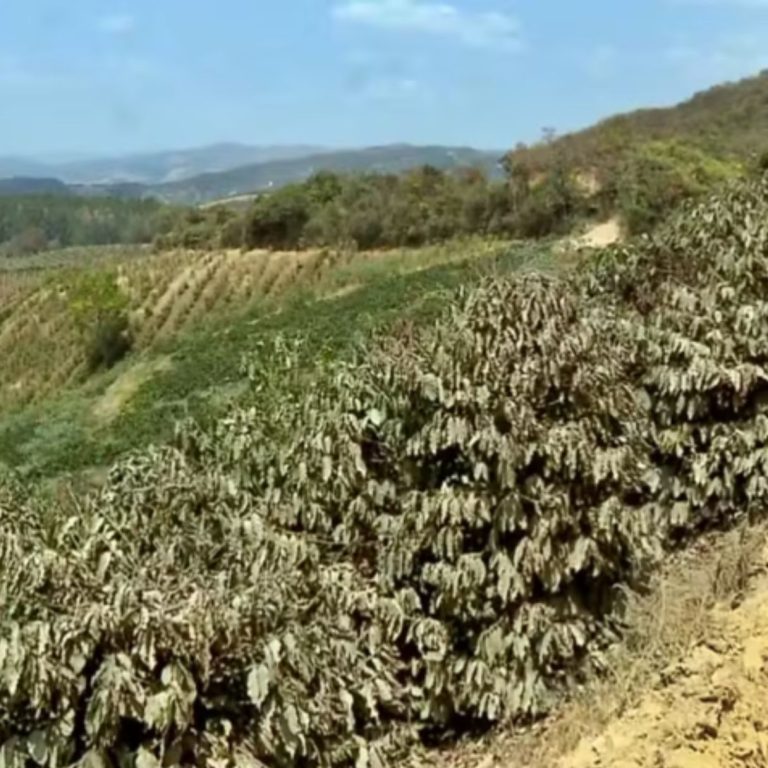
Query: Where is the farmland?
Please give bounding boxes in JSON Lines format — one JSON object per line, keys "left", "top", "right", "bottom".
{"left": 0, "top": 237, "right": 553, "bottom": 478}
{"left": 4, "top": 63, "right": 768, "bottom": 768}
{"left": 2, "top": 171, "right": 768, "bottom": 767}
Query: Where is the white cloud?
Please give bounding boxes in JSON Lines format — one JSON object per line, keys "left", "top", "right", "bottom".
{"left": 99, "top": 14, "right": 136, "bottom": 34}
{"left": 332, "top": 0, "right": 521, "bottom": 50}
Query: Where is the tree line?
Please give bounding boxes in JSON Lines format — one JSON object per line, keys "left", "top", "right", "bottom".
{"left": 156, "top": 163, "right": 590, "bottom": 252}
{"left": 157, "top": 137, "right": 758, "bottom": 253}
{"left": 0, "top": 195, "right": 178, "bottom": 257}
{"left": 2, "top": 136, "right": 755, "bottom": 261}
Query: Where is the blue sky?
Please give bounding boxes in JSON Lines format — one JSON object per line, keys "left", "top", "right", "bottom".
{"left": 1, "top": 0, "right": 767, "bottom": 155}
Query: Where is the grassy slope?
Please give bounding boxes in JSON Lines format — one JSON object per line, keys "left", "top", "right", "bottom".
{"left": 0, "top": 239, "right": 556, "bottom": 480}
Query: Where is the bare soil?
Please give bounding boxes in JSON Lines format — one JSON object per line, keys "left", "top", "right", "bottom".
{"left": 560, "top": 564, "right": 768, "bottom": 768}
{"left": 432, "top": 526, "right": 768, "bottom": 768}
{"left": 573, "top": 218, "right": 622, "bottom": 249}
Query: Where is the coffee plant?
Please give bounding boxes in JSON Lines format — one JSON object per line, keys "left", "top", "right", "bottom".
{"left": 1, "top": 172, "right": 768, "bottom": 766}
{"left": 588, "top": 175, "right": 768, "bottom": 533}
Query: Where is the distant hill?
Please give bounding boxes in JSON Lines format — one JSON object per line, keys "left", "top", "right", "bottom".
{"left": 0, "top": 144, "right": 504, "bottom": 205}
{"left": 53, "top": 143, "right": 328, "bottom": 185}
{"left": 0, "top": 177, "right": 72, "bottom": 197}
{"left": 0, "top": 158, "right": 56, "bottom": 179}
{"left": 506, "top": 70, "right": 768, "bottom": 178}
{"left": 0, "top": 144, "right": 327, "bottom": 186}
{"left": 149, "top": 144, "right": 504, "bottom": 204}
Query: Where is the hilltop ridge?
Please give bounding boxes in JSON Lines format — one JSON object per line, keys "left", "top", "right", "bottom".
{"left": 506, "top": 70, "right": 768, "bottom": 179}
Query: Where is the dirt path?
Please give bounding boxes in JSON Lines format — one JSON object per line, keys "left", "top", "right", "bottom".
{"left": 560, "top": 571, "right": 768, "bottom": 768}
{"left": 552, "top": 218, "right": 622, "bottom": 260}
{"left": 573, "top": 218, "right": 622, "bottom": 249}
{"left": 92, "top": 357, "right": 172, "bottom": 424}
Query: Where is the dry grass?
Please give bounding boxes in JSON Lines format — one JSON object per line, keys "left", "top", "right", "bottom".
{"left": 0, "top": 238, "right": 513, "bottom": 412}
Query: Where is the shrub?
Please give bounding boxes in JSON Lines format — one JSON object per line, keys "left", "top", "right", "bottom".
{"left": 596, "top": 175, "right": 768, "bottom": 533}
{"left": 511, "top": 172, "right": 578, "bottom": 238}
{"left": 244, "top": 186, "right": 312, "bottom": 250}
{"left": 86, "top": 312, "right": 134, "bottom": 371}
{"left": 68, "top": 271, "right": 134, "bottom": 371}
{"left": 753, "top": 149, "right": 768, "bottom": 175}
{"left": 6, "top": 227, "right": 49, "bottom": 256}
{"left": 170, "top": 166, "right": 592, "bottom": 253}
{"left": 0, "top": 196, "right": 174, "bottom": 254}
{"left": 614, "top": 140, "right": 742, "bottom": 234}
{"left": 276, "top": 275, "right": 656, "bottom": 724}
{"left": 0, "top": 272, "right": 657, "bottom": 767}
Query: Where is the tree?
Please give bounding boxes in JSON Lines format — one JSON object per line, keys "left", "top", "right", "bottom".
{"left": 7, "top": 227, "right": 48, "bottom": 256}
{"left": 243, "top": 186, "right": 312, "bottom": 249}
{"left": 69, "top": 271, "right": 133, "bottom": 371}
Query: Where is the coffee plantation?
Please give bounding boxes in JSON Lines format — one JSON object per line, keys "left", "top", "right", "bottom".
{"left": 1, "top": 174, "right": 768, "bottom": 767}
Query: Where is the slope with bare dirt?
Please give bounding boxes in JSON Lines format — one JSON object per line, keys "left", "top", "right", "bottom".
{"left": 563, "top": 565, "right": 768, "bottom": 768}
{"left": 432, "top": 527, "right": 768, "bottom": 768}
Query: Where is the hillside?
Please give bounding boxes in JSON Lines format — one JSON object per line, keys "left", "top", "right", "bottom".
{"left": 0, "top": 238, "right": 549, "bottom": 478}
{"left": 0, "top": 177, "right": 72, "bottom": 197}
{"left": 157, "top": 161, "right": 577, "bottom": 253}
{"left": 3, "top": 172, "right": 768, "bottom": 768}
{"left": 0, "top": 157, "right": 53, "bottom": 179}
{"left": 506, "top": 70, "right": 768, "bottom": 179}
{"left": 0, "top": 195, "right": 176, "bottom": 256}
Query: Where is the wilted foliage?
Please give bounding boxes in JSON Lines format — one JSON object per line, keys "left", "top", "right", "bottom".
{"left": 0, "top": 275, "right": 654, "bottom": 767}
{"left": 600, "top": 174, "right": 768, "bottom": 532}
{"left": 3, "top": 173, "right": 768, "bottom": 766}
{"left": 0, "top": 448, "right": 410, "bottom": 768}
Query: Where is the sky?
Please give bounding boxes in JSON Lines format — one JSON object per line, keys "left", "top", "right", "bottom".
{"left": 1, "top": 0, "right": 767, "bottom": 156}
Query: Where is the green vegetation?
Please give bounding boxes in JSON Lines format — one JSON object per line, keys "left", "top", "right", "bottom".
{"left": 507, "top": 71, "right": 768, "bottom": 179}
{"left": 159, "top": 165, "right": 584, "bottom": 252}
{"left": 0, "top": 244, "right": 151, "bottom": 273}
{"left": 3, "top": 70, "right": 768, "bottom": 768}
{"left": 504, "top": 71, "right": 768, "bottom": 231}
{"left": 0, "top": 195, "right": 177, "bottom": 257}
{"left": 615, "top": 140, "right": 742, "bottom": 233}
{"left": 1, "top": 171, "right": 768, "bottom": 767}
{"left": 0, "top": 240, "right": 551, "bottom": 479}
{"left": 155, "top": 205, "right": 242, "bottom": 250}
{"left": 161, "top": 74, "right": 768, "bottom": 250}
{"left": 68, "top": 271, "right": 134, "bottom": 371}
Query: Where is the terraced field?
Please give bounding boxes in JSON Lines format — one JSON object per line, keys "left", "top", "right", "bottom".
{"left": 0, "top": 241, "right": 509, "bottom": 411}
{"left": 0, "top": 238, "right": 546, "bottom": 478}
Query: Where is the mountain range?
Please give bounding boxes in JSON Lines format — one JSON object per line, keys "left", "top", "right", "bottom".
{"left": 0, "top": 144, "right": 327, "bottom": 186}
{"left": 0, "top": 144, "right": 504, "bottom": 205}
{"left": 148, "top": 145, "right": 504, "bottom": 204}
